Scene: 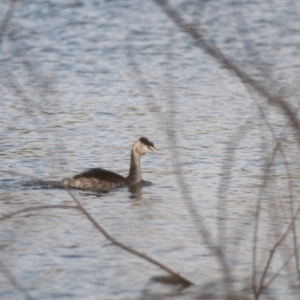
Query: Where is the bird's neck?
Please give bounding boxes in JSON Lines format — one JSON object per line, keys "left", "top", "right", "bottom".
{"left": 127, "top": 149, "right": 142, "bottom": 185}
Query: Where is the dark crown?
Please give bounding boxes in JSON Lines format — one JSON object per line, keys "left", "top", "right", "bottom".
{"left": 139, "top": 137, "right": 154, "bottom": 147}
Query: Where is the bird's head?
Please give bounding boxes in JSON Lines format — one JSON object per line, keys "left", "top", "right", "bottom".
{"left": 133, "top": 137, "right": 166, "bottom": 156}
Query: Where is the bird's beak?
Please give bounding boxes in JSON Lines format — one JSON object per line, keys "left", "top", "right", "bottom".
{"left": 149, "top": 146, "right": 166, "bottom": 155}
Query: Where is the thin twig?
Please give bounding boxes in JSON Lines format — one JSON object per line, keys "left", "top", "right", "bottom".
{"left": 0, "top": 0, "right": 17, "bottom": 45}
{"left": 262, "top": 252, "right": 294, "bottom": 291}
{"left": 154, "top": 0, "right": 300, "bottom": 143}
{"left": 0, "top": 205, "right": 78, "bottom": 222}
{"left": 1, "top": 171, "right": 192, "bottom": 287}
{"left": 65, "top": 188, "right": 193, "bottom": 287}
{"left": 0, "top": 260, "right": 34, "bottom": 300}
{"left": 252, "top": 142, "right": 279, "bottom": 295}
{"left": 127, "top": 26, "right": 235, "bottom": 297}
{"left": 255, "top": 178, "right": 300, "bottom": 298}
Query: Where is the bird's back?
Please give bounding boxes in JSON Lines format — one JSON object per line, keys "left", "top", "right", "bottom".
{"left": 62, "top": 168, "right": 127, "bottom": 191}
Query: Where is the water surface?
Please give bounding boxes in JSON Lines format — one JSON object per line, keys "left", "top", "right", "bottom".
{"left": 1, "top": 0, "right": 300, "bottom": 299}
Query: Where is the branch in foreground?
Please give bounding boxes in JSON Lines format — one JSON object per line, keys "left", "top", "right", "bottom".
{"left": 0, "top": 0, "right": 17, "bottom": 45}
{"left": 0, "top": 205, "right": 78, "bottom": 221}
{"left": 0, "top": 260, "right": 34, "bottom": 300}
{"left": 0, "top": 171, "right": 193, "bottom": 287}
{"left": 155, "top": 0, "right": 300, "bottom": 142}
{"left": 66, "top": 189, "right": 193, "bottom": 287}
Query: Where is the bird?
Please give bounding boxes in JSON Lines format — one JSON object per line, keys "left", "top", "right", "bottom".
{"left": 61, "top": 137, "right": 165, "bottom": 192}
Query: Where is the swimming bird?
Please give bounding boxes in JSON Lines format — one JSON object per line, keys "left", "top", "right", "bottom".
{"left": 61, "top": 137, "right": 165, "bottom": 192}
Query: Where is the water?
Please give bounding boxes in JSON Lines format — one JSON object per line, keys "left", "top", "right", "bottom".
{"left": 1, "top": 0, "right": 300, "bottom": 299}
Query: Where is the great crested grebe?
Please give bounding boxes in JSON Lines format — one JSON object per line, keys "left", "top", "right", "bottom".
{"left": 61, "top": 137, "right": 165, "bottom": 192}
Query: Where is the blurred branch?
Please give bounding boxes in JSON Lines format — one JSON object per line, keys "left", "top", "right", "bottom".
{"left": 253, "top": 141, "right": 300, "bottom": 298}
{"left": 66, "top": 189, "right": 193, "bottom": 287}
{"left": 263, "top": 252, "right": 294, "bottom": 291}
{"left": 252, "top": 141, "right": 279, "bottom": 293}
{"left": 0, "top": 260, "right": 34, "bottom": 300}
{"left": 0, "top": 0, "right": 17, "bottom": 46}
{"left": 155, "top": 0, "right": 300, "bottom": 140}
{"left": 127, "top": 31, "right": 235, "bottom": 293}
{"left": 0, "top": 205, "right": 78, "bottom": 221}
{"left": 155, "top": 1, "right": 300, "bottom": 296}
{"left": 1, "top": 170, "right": 192, "bottom": 287}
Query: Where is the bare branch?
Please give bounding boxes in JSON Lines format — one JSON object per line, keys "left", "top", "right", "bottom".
{"left": 155, "top": 0, "right": 300, "bottom": 140}
{"left": 66, "top": 188, "right": 193, "bottom": 287}
{"left": 0, "top": 205, "right": 78, "bottom": 222}
{"left": 1, "top": 171, "right": 192, "bottom": 287}
{"left": 0, "top": 0, "right": 17, "bottom": 46}
{"left": 0, "top": 260, "right": 34, "bottom": 300}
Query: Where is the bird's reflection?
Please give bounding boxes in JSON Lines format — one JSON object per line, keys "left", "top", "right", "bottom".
{"left": 78, "top": 180, "right": 153, "bottom": 200}
{"left": 11, "top": 179, "right": 154, "bottom": 201}
{"left": 128, "top": 180, "right": 152, "bottom": 200}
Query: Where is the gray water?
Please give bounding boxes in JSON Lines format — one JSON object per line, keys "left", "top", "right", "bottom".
{"left": 1, "top": 0, "right": 300, "bottom": 299}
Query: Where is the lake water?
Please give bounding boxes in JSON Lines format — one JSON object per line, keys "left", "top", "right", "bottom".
{"left": 1, "top": 0, "right": 300, "bottom": 299}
